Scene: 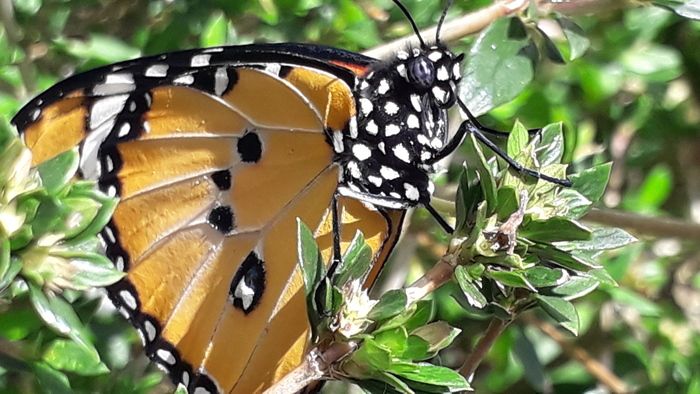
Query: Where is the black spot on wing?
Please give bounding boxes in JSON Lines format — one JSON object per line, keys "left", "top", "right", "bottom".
{"left": 207, "top": 205, "right": 235, "bottom": 234}
{"left": 211, "top": 169, "right": 232, "bottom": 191}
{"left": 229, "top": 252, "right": 265, "bottom": 314}
{"left": 237, "top": 131, "right": 262, "bottom": 163}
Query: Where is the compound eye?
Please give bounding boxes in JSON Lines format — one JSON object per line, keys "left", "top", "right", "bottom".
{"left": 407, "top": 56, "right": 435, "bottom": 90}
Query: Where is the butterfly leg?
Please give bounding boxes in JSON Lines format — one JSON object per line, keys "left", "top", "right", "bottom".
{"left": 328, "top": 192, "right": 343, "bottom": 277}
{"left": 429, "top": 99, "right": 572, "bottom": 187}
{"left": 425, "top": 203, "right": 454, "bottom": 234}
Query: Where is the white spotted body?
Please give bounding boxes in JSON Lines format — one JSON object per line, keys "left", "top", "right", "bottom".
{"left": 339, "top": 45, "right": 463, "bottom": 206}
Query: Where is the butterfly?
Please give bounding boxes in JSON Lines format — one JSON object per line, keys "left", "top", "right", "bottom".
{"left": 11, "top": 1, "right": 569, "bottom": 393}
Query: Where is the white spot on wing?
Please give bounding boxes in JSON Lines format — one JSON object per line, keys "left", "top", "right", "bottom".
{"left": 144, "top": 320, "right": 157, "bottom": 342}
{"left": 120, "top": 290, "right": 137, "bottom": 309}
{"left": 191, "top": 54, "right": 211, "bottom": 67}
{"left": 174, "top": 74, "right": 195, "bottom": 85}
{"left": 118, "top": 123, "right": 131, "bottom": 137}
{"left": 89, "top": 94, "right": 129, "bottom": 130}
{"left": 234, "top": 279, "right": 256, "bottom": 310}
{"left": 30, "top": 108, "right": 41, "bottom": 121}
{"left": 397, "top": 50, "right": 409, "bottom": 60}
{"left": 453, "top": 63, "right": 462, "bottom": 79}
{"left": 214, "top": 67, "right": 228, "bottom": 96}
{"left": 105, "top": 73, "right": 134, "bottom": 84}
{"left": 156, "top": 349, "right": 176, "bottom": 365}
{"left": 145, "top": 64, "right": 169, "bottom": 77}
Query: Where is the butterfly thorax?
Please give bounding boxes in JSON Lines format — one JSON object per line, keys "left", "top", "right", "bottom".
{"left": 335, "top": 45, "right": 463, "bottom": 208}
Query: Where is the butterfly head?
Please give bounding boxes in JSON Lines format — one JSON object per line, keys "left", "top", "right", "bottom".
{"left": 400, "top": 45, "right": 464, "bottom": 108}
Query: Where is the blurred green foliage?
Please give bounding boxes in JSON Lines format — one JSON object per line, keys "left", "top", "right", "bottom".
{"left": 1, "top": 0, "right": 699, "bottom": 393}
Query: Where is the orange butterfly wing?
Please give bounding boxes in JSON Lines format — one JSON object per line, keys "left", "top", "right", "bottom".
{"left": 14, "top": 46, "right": 405, "bottom": 393}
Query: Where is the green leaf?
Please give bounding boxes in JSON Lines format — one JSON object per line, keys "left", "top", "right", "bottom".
{"left": 588, "top": 268, "right": 618, "bottom": 288}
{"left": 609, "top": 288, "right": 661, "bottom": 317}
{"left": 569, "top": 162, "right": 612, "bottom": 204}
{"left": 402, "top": 335, "right": 432, "bottom": 361}
{"left": 507, "top": 121, "right": 529, "bottom": 158}
{"left": 201, "top": 12, "right": 229, "bottom": 47}
{"left": 0, "top": 257, "right": 21, "bottom": 292}
{"left": 455, "top": 165, "right": 483, "bottom": 235}
{"left": 48, "top": 251, "right": 124, "bottom": 289}
{"left": 63, "top": 188, "right": 118, "bottom": 242}
{"left": 374, "top": 327, "right": 408, "bottom": 355}
{"left": 369, "top": 289, "right": 408, "bottom": 322}
{"left": 454, "top": 265, "right": 487, "bottom": 308}
{"left": 523, "top": 266, "right": 566, "bottom": 288}
{"left": 335, "top": 230, "right": 373, "bottom": 286}
{"left": 388, "top": 362, "right": 470, "bottom": 390}
{"left": 296, "top": 219, "right": 322, "bottom": 299}
{"left": 554, "top": 189, "right": 592, "bottom": 219}
{"left": 402, "top": 300, "right": 435, "bottom": 333}
{"left": 27, "top": 282, "right": 99, "bottom": 357}
{"left": 348, "top": 337, "right": 392, "bottom": 374}
{"left": 513, "top": 328, "right": 551, "bottom": 392}
{"left": 0, "top": 306, "right": 43, "bottom": 340}
{"left": 552, "top": 275, "right": 599, "bottom": 300}
{"left": 536, "top": 26, "right": 566, "bottom": 64}
{"left": 621, "top": 43, "right": 681, "bottom": 82}
{"left": 519, "top": 217, "right": 592, "bottom": 242}
{"left": 530, "top": 244, "right": 601, "bottom": 272}
{"left": 654, "top": 0, "right": 700, "bottom": 20}
{"left": 410, "top": 321, "right": 461, "bottom": 354}
{"left": 59, "top": 197, "right": 102, "bottom": 239}
{"left": 485, "top": 269, "right": 536, "bottom": 292}
{"left": 54, "top": 34, "right": 140, "bottom": 65}
{"left": 460, "top": 17, "right": 535, "bottom": 116}
{"left": 36, "top": 149, "right": 79, "bottom": 196}
{"left": 496, "top": 186, "right": 519, "bottom": 221}
{"left": 556, "top": 227, "right": 637, "bottom": 252}
{"left": 42, "top": 339, "right": 109, "bottom": 376}
{"left": 536, "top": 295, "right": 579, "bottom": 335}
{"left": 557, "top": 17, "right": 590, "bottom": 60}
{"left": 33, "top": 362, "right": 72, "bottom": 394}
{"left": 464, "top": 134, "right": 498, "bottom": 214}
{"left": 535, "top": 123, "right": 565, "bottom": 166}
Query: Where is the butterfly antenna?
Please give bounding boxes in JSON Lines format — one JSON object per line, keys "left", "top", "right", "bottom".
{"left": 436, "top": 0, "right": 454, "bottom": 44}
{"left": 392, "top": 0, "right": 427, "bottom": 48}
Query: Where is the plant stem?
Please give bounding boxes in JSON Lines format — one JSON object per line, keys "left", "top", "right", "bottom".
{"left": 527, "top": 316, "right": 630, "bottom": 393}
{"left": 458, "top": 317, "right": 510, "bottom": 380}
{"left": 432, "top": 196, "right": 700, "bottom": 241}
{"left": 363, "top": 0, "right": 530, "bottom": 59}
{"left": 264, "top": 342, "right": 355, "bottom": 394}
